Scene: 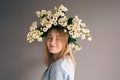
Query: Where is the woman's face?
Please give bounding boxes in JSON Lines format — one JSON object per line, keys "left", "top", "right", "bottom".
{"left": 46, "top": 30, "right": 63, "bottom": 54}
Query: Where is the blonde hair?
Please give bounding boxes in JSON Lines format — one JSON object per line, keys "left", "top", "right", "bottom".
{"left": 43, "top": 25, "right": 76, "bottom": 67}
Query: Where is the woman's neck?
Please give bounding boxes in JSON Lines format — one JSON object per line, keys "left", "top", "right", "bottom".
{"left": 53, "top": 53, "right": 59, "bottom": 60}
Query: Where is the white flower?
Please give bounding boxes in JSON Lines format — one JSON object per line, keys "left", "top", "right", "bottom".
{"left": 81, "top": 28, "right": 88, "bottom": 33}
{"left": 73, "top": 45, "right": 82, "bottom": 52}
{"left": 71, "top": 25, "right": 77, "bottom": 31}
{"left": 29, "top": 22, "right": 37, "bottom": 32}
{"left": 36, "top": 11, "right": 41, "bottom": 17}
{"left": 40, "top": 10, "right": 47, "bottom": 17}
{"left": 70, "top": 43, "right": 75, "bottom": 48}
{"left": 27, "top": 32, "right": 33, "bottom": 41}
{"left": 72, "top": 16, "right": 79, "bottom": 22}
{"left": 73, "top": 31, "right": 80, "bottom": 38}
{"left": 35, "top": 35, "right": 39, "bottom": 39}
{"left": 86, "top": 33, "right": 92, "bottom": 41}
{"left": 67, "top": 25, "right": 72, "bottom": 30}
{"left": 81, "top": 34, "right": 86, "bottom": 40}
{"left": 49, "top": 19, "right": 53, "bottom": 23}
{"left": 69, "top": 31, "right": 73, "bottom": 36}
{"left": 41, "top": 10, "right": 47, "bottom": 14}
{"left": 28, "top": 39, "right": 34, "bottom": 43}
{"left": 40, "top": 31, "right": 43, "bottom": 35}
{"left": 32, "top": 33, "right": 36, "bottom": 39}
{"left": 58, "top": 17, "right": 67, "bottom": 26}
{"left": 76, "top": 26, "right": 81, "bottom": 31}
{"left": 27, "top": 32, "right": 32, "bottom": 37}
{"left": 74, "top": 15, "right": 78, "bottom": 19}
{"left": 72, "top": 16, "right": 82, "bottom": 25}
{"left": 47, "top": 11, "right": 52, "bottom": 15}
{"left": 46, "top": 23, "right": 52, "bottom": 28}
{"left": 53, "top": 21, "right": 57, "bottom": 26}
{"left": 54, "top": 6, "right": 58, "bottom": 12}
{"left": 43, "top": 27, "right": 48, "bottom": 32}
{"left": 59, "top": 12, "right": 65, "bottom": 16}
{"left": 38, "top": 37, "right": 42, "bottom": 42}
{"left": 52, "top": 15, "right": 58, "bottom": 22}
{"left": 47, "top": 11, "right": 52, "bottom": 19}
{"left": 30, "top": 26, "right": 36, "bottom": 31}
{"left": 59, "top": 4, "right": 68, "bottom": 12}
{"left": 71, "top": 35, "right": 76, "bottom": 38}
{"left": 81, "top": 23, "right": 86, "bottom": 28}
{"left": 88, "top": 36, "right": 92, "bottom": 41}
{"left": 40, "top": 18, "right": 47, "bottom": 26}
{"left": 32, "top": 21, "right": 37, "bottom": 26}
{"left": 56, "top": 11, "right": 65, "bottom": 17}
{"left": 86, "top": 28, "right": 90, "bottom": 33}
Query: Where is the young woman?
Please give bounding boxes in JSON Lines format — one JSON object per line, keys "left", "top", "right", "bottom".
{"left": 41, "top": 25, "right": 76, "bottom": 80}
{"left": 26, "top": 4, "right": 92, "bottom": 80}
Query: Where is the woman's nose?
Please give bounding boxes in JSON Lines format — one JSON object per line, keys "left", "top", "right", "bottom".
{"left": 50, "top": 38, "right": 56, "bottom": 45}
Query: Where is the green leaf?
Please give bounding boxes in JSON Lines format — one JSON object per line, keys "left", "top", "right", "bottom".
{"left": 67, "top": 18, "right": 73, "bottom": 25}
{"left": 68, "top": 37, "right": 76, "bottom": 43}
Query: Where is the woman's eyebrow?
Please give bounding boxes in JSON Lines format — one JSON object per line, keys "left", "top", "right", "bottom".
{"left": 55, "top": 34, "right": 61, "bottom": 37}
{"left": 47, "top": 34, "right": 52, "bottom": 36}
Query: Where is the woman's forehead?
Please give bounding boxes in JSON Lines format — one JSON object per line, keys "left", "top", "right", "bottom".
{"left": 48, "top": 30, "right": 61, "bottom": 36}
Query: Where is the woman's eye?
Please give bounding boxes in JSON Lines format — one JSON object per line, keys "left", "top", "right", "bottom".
{"left": 47, "top": 37, "right": 52, "bottom": 40}
{"left": 56, "top": 37, "right": 61, "bottom": 40}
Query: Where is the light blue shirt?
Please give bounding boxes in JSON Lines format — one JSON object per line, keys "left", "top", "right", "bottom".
{"left": 41, "top": 56, "right": 75, "bottom": 80}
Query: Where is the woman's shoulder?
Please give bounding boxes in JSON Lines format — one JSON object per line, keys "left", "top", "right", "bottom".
{"left": 48, "top": 56, "right": 75, "bottom": 80}
{"left": 52, "top": 55, "right": 74, "bottom": 72}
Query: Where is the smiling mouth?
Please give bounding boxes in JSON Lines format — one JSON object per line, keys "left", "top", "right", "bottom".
{"left": 50, "top": 46, "right": 55, "bottom": 49}
{"left": 49, "top": 46, "right": 55, "bottom": 48}
{"left": 50, "top": 45, "right": 56, "bottom": 47}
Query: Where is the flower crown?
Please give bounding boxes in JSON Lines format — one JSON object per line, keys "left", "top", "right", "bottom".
{"left": 27, "top": 5, "right": 92, "bottom": 52}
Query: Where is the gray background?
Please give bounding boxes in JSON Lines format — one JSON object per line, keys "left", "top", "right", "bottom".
{"left": 0, "top": 0, "right": 120, "bottom": 80}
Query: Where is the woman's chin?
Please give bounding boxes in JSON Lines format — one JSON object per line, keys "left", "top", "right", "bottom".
{"left": 49, "top": 50, "right": 59, "bottom": 54}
